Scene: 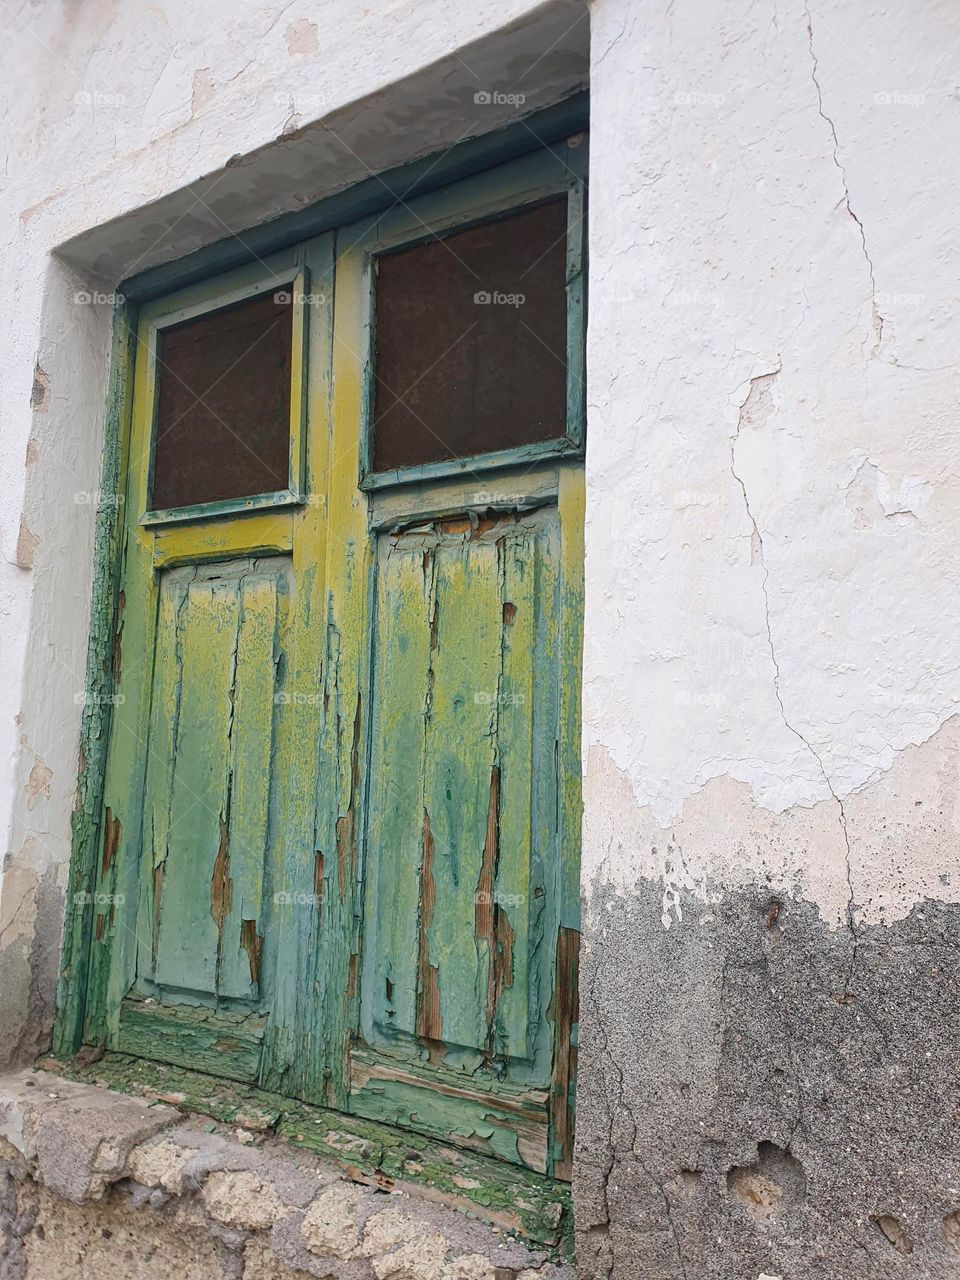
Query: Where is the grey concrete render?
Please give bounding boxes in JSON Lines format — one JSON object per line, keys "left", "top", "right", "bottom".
{"left": 575, "top": 883, "right": 960, "bottom": 1279}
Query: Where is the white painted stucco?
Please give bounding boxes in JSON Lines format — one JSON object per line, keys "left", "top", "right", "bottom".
{"left": 584, "top": 0, "right": 960, "bottom": 926}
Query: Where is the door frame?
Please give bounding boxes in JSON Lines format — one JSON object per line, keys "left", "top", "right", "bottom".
{"left": 54, "top": 102, "right": 588, "bottom": 1184}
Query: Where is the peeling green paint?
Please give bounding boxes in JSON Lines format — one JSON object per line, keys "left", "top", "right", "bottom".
{"left": 54, "top": 302, "right": 137, "bottom": 1058}
{"left": 55, "top": 139, "right": 585, "bottom": 1200}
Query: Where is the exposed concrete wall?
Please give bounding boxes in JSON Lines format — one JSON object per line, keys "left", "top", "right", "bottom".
{"left": 579, "top": 0, "right": 960, "bottom": 1275}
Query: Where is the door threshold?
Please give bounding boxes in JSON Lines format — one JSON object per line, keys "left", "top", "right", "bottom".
{"left": 37, "top": 1051, "right": 573, "bottom": 1258}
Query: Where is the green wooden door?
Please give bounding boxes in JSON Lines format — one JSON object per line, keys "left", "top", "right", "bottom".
{"left": 78, "top": 141, "right": 585, "bottom": 1181}
{"left": 82, "top": 243, "right": 320, "bottom": 1081}
{"left": 354, "top": 502, "right": 580, "bottom": 1174}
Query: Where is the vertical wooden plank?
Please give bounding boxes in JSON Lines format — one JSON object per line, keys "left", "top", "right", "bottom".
{"left": 218, "top": 569, "right": 284, "bottom": 999}
{"left": 490, "top": 523, "right": 539, "bottom": 1063}
{"left": 134, "top": 569, "right": 189, "bottom": 984}
{"left": 361, "top": 537, "right": 433, "bottom": 1040}
{"left": 154, "top": 576, "right": 239, "bottom": 993}
{"left": 420, "top": 533, "right": 502, "bottom": 1058}
{"left": 260, "top": 237, "right": 332, "bottom": 1096}
{"left": 305, "top": 229, "right": 374, "bottom": 1106}
{"left": 554, "top": 468, "right": 585, "bottom": 934}
{"left": 525, "top": 513, "right": 563, "bottom": 1087}
{"left": 55, "top": 303, "right": 137, "bottom": 1054}
{"left": 83, "top": 308, "right": 162, "bottom": 1046}
{"left": 548, "top": 465, "right": 585, "bottom": 1176}
{"left": 550, "top": 925, "right": 580, "bottom": 1181}
{"left": 564, "top": 142, "right": 588, "bottom": 451}
{"left": 263, "top": 232, "right": 367, "bottom": 1105}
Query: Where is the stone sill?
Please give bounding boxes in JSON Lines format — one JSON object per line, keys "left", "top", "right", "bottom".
{"left": 0, "top": 1068, "right": 574, "bottom": 1280}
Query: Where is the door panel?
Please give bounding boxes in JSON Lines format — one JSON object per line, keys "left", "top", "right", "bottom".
{"left": 83, "top": 244, "right": 313, "bottom": 1079}
{"left": 355, "top": 508, "right": 564, "bottom": 1167}
{"left": 139, "top": 559, "right": 288, "bottom": 1001}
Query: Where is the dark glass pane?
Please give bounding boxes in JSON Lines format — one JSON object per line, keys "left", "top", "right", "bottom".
{"left": 151, "top": 290, "right": 293, "bottom": 511}
{"left": 372, "top": 198, "right": 568, "bottom": 473}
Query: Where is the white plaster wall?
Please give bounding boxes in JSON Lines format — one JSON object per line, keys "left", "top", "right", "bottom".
{"left": 0, "top": 0, "right": 587, "bottom": 1054}
{"left": 584, "top": 0, "right": 960, "bottom": 927}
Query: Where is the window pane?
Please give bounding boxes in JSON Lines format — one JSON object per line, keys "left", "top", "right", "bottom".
{"left": 372, "top": 198, "right": 568, "bottom": 473}
{"left": 151, "top": 290, "right": 293, "bottom": 511}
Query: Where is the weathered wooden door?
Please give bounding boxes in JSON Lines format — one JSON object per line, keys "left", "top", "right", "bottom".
{"left": 82, "top": 139, "right": 585, "bottom": 1181}
{"left": 83, "top": 245, "right": 321, "bottom": 1083}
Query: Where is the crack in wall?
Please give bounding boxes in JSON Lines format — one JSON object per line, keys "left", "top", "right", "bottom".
{"left": 730, "top": 369, "right": 859, "bottom": 985}
{"left": 0, "top": 885, "right": 36, "bottom": 950}
{"left": 804, "top": 3, "right": 884, "bottom": 360}
{"left": 587, "top": 961, "right": 690, "bottom": 1280}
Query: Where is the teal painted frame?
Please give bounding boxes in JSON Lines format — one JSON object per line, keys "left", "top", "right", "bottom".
{"left": 356, "top": 136, "right": 588, "bottom": 492}
{"left": 53, "top": 92, "right": 589, "bottom": 1064}
{"left": 139, "top": 256, "right": 309, "bottom": 527}
{"left": 55, "top": 301, "right": 139, "bottom": 1055}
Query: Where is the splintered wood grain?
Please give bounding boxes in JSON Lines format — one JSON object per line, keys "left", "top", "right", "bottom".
{"left": 135, "top": 571, "right": 186, "bottom": 984}
{"left": 353, "top": 508, "right": 572, "bottom": 1172}
{"left": 264, "top": 233, "right": 363, "bottom": 1108}
{"left": 101, "top": 808, "right": 121, "bottom": 877}
{"left": 363, "top": 539, "right": 433, "bottom": 1041}
{"left": 550, "top": 926, "right": 579, "bottom": 1181}
{"left": 416, "top": 807, "right": 441, "bottom": 1052}
{"left": 491, "top": 525, "right": 542, "bottom": 1063}
{"left": 419, "top": 533, "right": 502, "bottom": 1057}
{"left": 153, "top": 575, "right": 239, "bottom": 993}
{"left": 218, "top": 570, "right": 284, "bottom": 999}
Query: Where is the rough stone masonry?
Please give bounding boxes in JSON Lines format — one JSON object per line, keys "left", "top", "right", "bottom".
{"left": 0, "top": 1069, "right": 571, "bottom": 1279}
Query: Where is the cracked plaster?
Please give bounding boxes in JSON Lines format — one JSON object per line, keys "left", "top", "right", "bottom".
{"left": 584, "top": 0, "right": 960, "bottom": 922}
